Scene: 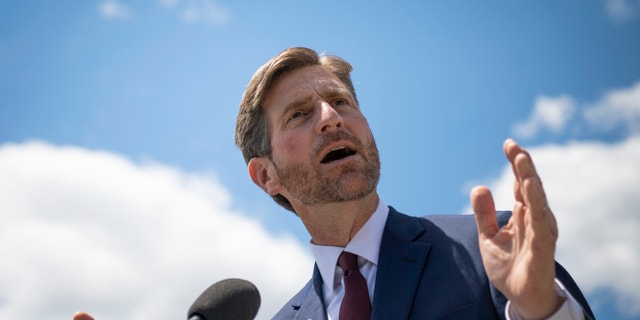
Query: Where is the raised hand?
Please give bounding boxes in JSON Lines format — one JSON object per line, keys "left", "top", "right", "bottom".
{"left": 471, "top": 139, "right": 563, "bottom": 319}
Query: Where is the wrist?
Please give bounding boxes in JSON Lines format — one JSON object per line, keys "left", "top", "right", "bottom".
{"left": 510, "top": 281, "right": 568, "bottom": 320}
{"left": 519, "top": 295, "right": 565, "bottom": 320}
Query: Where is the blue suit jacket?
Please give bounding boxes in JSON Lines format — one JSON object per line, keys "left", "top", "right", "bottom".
{"left": 273, "top": 207, "right": 595, "bottom": 320}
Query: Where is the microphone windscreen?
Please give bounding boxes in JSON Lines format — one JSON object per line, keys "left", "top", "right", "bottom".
{"left": 187, "top": 278, "right": 261, "bottom": 320}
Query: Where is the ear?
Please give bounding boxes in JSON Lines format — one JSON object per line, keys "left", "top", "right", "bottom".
{"left": 248, "top": 157, "right": 282, "bottom": 196}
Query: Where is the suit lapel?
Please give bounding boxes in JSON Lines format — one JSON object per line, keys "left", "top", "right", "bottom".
{"left": 291, "top": 265, "right": 327, "bottom": 320}
{"left": 372, "top": 207, "right": 432, "bottom": 320}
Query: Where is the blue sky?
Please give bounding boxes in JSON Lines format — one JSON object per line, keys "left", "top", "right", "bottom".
{"left": 1, "top": 1, "right": 639, "bottom": 319}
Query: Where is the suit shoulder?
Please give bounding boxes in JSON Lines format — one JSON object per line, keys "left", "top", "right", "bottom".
{"left": 387, "top": 207, "right": 511, "bottom": 246}
{"left": 419, "top": 211, "right": 511, "bottom": 233}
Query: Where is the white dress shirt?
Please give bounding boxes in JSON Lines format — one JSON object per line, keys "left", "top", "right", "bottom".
{"left": 309, "top": 200, "right": 584, "bottom": 320}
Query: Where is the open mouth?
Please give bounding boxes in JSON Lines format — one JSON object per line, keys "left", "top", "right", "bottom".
{"left": 321, "top": 147, "right": 357, "bottom": 164}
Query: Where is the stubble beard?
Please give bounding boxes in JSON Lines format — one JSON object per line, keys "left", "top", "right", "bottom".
{"left": 273, "top": 131, "right": 381, "bottom": 207}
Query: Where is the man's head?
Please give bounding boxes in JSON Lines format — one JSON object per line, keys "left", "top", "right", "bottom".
{"left": 235, "top": 47, "right": 379, "bottom": 213}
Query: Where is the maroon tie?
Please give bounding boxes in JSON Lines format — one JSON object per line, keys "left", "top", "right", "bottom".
{"left": 338, "top": 252, "right": 372, "bottom": 320}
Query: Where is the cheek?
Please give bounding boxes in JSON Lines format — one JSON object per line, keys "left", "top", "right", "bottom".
{"left": 350, "top": 116, "right": 375, "bottom": 140}
{"left": 273, "top": 133, "right": 307, "bottom": 161}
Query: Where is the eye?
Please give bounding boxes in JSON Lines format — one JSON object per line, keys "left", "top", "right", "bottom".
{"left": 333, "top": 99, "right": 348, "bottom": 107}
{"left": 287, "top": 108, "right": 309, "bottom": 123}
{"left": 290, "top": 111, "right": 304, "bottom": 119}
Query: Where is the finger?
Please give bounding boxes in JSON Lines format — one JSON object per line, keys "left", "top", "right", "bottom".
{"left": 503, "top": 139, "right": 548, "bottom": 227}
{"left": 512, "top": 200, "right": 526, "bottom": 245}
{"left": 513, "top": 174, "right": 524, "bottom": 204}
{"left": 503, "top": 138, "right": 523, "bottom": 166}
{"left": 471, "top": 186, "right": 499, "bottom": 239}
{"left": 505, "top": 139, "right": 541, "bottom": 182}
{"left": 514, "top": 149, "right": 559, "bottom": 243}
{"left": 514, "top": 152, "right": 548, "bottom": 219}
{"left": 504, "top": 139, "right": 525, "bottom": 203}
{"left": 73, "top": 311, "right": 95, "bottom": 320}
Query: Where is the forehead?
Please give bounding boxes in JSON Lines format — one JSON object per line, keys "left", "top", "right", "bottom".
{"left": 262, "top": 65, "right": 346, "bottom": 114}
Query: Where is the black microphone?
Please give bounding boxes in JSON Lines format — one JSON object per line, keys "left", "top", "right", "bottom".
{"left": 187, "top": 278, "right": 261, "bottom": 320}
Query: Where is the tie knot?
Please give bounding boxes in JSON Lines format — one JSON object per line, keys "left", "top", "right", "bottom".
{"left": 338, "top": 251, "right": 359, "bottom": 273}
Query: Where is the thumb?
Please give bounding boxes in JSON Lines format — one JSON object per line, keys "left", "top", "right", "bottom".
{"left": 471, "top": 186, "right": 499, "bottom": 239}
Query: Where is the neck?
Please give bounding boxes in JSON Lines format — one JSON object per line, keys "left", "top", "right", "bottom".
{"left": 294, "top": 192, "right": 379, "bottom": 247}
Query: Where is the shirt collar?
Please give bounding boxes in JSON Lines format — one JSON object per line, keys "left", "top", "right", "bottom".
{"left": 309, "top": 200, "right": 389, "bottom": 291}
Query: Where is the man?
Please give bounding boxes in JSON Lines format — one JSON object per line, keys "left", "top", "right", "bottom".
{"left": 235, "top": 47, "right": 594, "bottom": 319}
{"left": 74, "top": 47, "right": 594, "bottom": 320}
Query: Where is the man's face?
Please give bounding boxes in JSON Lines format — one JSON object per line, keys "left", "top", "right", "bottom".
{"left": 262, "top": 65, "right": 380, "bottom": 207}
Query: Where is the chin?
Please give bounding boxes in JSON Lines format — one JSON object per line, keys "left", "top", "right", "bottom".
{"left": 335, "top": 176, "right": 378, "bottom": 201}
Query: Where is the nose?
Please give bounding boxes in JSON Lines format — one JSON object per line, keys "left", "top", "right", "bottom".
{"left": 316, "top": 101, "right": 344, "bottom": 133}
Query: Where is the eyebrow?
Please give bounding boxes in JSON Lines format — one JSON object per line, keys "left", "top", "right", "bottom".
{"left": 320, "top": 85, "right": 353, "bottom": 100}
{"left": 277, "top": 92, "right": 313, "bottom": 120}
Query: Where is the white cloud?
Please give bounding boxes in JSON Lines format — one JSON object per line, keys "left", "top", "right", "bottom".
{"left": 0, "top": 141, "right": 313, "bottom": 320}
{"left": 605, "top": 0, "right": 640, "bottom": 22}
{"left": 99, "top": 0, "right": 132, "bottom": 20}
{"left": 513, "top": 95, "right": 576, "bottom": 139}
{"left": 514, "top": 80, "right": 640, "bottom": 139}
{"left": 584, "top": 80, "right": 640, "bottom": 135}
